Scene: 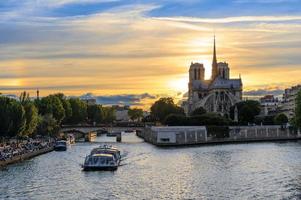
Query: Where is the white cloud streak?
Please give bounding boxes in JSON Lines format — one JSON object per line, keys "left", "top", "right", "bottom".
{"left": 154, "top": 15, "right": 301, "bottom": 24}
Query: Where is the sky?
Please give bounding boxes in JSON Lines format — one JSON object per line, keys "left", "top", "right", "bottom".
{"left": 0, "top": 0, "right": 301, "bottom": 108}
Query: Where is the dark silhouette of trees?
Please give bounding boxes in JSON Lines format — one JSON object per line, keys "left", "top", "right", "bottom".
{"left": 164, "top": 112, "right": 230, "bottom": 126}
{"left": 68, "top": 98, "right": 88, "bottom": 124}
{"left": 128, "top": 108, "right": 143, "bottom": 121}
{"left": 274, "top": 113, "right": 288, "bottom": 125}
{"left": 0, "top": 96, "right": 26, "bottom": 138}
{"left": 230, "top": 100, "right": 261, "bottom": 125}
{"left": 87, "top": 104, "right": 103, "bottom": 124}
{"left": 151, "top": 97, "right": 184, "bottom": 123}
{"left": 190, "top": 107, "right": 206, "bottom": 116}
{"left": 101, "top": 106, "right": 116, "bottom": 124}
{"left": 36, "top": 95, "right": 65, "bottom": 124}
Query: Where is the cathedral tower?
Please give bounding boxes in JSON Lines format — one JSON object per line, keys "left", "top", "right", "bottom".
{"left": 189, "top": 62, "right": 205, "bottom": 82}
{"left": 211, "top": 36, "right": 218, "bottom": 80}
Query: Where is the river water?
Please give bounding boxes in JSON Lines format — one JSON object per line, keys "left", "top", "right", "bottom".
{"left": 1, "top": 133, "right": 301, "bottom": 200}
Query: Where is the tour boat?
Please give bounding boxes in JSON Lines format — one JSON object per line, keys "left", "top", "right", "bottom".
{"left": 82, "top": 145, "right": 121, "bottom": 171}
{"left": 91, "top": 145, "right": 121, "bottom": 163}
{"left": 54, "top": 140, "right": 67, "bottom": 151}
{"left": 83, "top": 153, "right": 119, "bottom": 171}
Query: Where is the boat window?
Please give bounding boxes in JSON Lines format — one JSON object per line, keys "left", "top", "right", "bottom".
{"left": 160, "top": 138, "right": 170, "bottom": 142}
{"left": 100, "top": 158, "right": 105, "bottom": 164}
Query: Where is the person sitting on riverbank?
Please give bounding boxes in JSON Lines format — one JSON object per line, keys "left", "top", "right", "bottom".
{"left": 0, "top": 139, "right": 54, "bottom": 162}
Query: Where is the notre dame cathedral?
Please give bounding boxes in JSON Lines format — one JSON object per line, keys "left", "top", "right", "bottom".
{"left": 185, "top": 37, "right": 243, "bottom": 116}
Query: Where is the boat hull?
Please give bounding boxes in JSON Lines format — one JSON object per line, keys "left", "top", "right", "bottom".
{"left": 54, "top": 146, "right": 67, "bottom": 151}
{"left": 83, "top": 166, "right": 118, "bottom": 171}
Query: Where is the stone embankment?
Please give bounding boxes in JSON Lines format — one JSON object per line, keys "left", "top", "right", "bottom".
{"left": 138, "top": 126, "right": 301, "bottom": 146}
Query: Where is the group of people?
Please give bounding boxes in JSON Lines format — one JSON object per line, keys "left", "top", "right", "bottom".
{"left": 0, "top": 139, "right": 54, "bottom": 161}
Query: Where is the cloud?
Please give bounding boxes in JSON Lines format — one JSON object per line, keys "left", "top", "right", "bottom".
{"left": 235, "top": 0, "right": 300, "bottom": 3}
{"left": 38, "top": 0, "right": 120, "bottom": 7}
{"left": 79, "top": 92, "right": 157, "bottom": 106}
{"left": 243, "top": 89, "right": 284, "bottom": 97}
{"left": 0, "top": 1, "right": 301, "bottom": 109}
{"left": 154, "top": 15, "right": 301, "bottom": 24}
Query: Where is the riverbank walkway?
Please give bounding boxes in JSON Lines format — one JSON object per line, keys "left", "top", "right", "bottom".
{"left": 0, "top": 139, "right": 54, "bottom": 167}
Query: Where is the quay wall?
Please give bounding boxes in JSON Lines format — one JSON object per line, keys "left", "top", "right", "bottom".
{"left": 139, "top": 126, "right": 301, "bottom": 146}
{"left": 0, "top": 146, "right": 54, "bottom": 167}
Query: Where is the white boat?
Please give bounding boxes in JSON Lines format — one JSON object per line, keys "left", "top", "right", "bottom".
{"left": 91, "top": 146, "right": 121, "bottom": 163}
{"left": 54, "top": 140, "right": 67, "bottom": 151}
{"left": 83, "top": 153, "right": 118, "bottom": 171}
{"left": 82, "top": 145, "right": 121, "bottom": 171}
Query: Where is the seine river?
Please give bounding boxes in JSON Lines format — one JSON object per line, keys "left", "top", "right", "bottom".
{"left": 1, "top": 133, "right": 301, "bottom": 200}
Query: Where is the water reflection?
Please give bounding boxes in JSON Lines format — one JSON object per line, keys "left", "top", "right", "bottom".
{"left": 0, "top": 135, "right": 301, "bottom": 200}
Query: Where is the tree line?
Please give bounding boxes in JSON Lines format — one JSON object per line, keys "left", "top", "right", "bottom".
{"left": 148, "top": 94, "right": 301, "bottom": 128}
{"left": 0, "top": 92, "right": 118, "bottom": 139}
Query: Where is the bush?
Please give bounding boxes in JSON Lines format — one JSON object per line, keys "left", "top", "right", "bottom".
{"left": 164, "top": 114, "right": 187, "bottom": 126}
{"left": 163, "top": 112, "right": 230, "bottom": 126}
{"left": 207, "top": 126, "right": 229, "bottom": 138}
{"left": 255, "top": 115, "right": 275, "bottom": 125}
{"left": 274, "top": 113, "right": 288, "bottom": 125}
{"left": 191, "top": 107, "right": 206, "bottom": 116}
{"left": 191, "top": 113, "right": 230, "bottom": 126}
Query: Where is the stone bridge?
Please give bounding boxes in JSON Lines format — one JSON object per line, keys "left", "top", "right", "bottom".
{"left": 60, "top": 126, "right": 145, "bottom": 142}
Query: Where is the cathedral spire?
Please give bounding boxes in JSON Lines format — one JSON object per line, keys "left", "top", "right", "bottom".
{"left": 211, "top": 35, "right": 218, "bottom": 80}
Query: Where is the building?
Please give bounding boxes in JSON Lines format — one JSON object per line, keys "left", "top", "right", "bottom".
{"left": 280, "top": 85, "right": 301, "bottom": 119}
{"left": 113, "top": 105, "right": 130, "bottom": 122}
{"left": 259, "top": 95, "right": 280, "bottom": 116}
{"left": 186, "top": 36, "right": 243, "bottom": 116}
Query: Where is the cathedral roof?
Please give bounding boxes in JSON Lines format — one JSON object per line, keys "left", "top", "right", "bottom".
{"left": 209, "top": 77, "right": 242, "bottom": 89}
{"left": 191, "top": 80, "right": 209, "bottom": 90}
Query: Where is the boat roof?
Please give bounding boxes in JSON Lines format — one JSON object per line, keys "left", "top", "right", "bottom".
{"left": 93, "top": 147, "right": 119, "bottom": 152}
{"left": 99, "top": 145, "right": 118, "bottom": 149}
{"left": 92, "top": 153, "right": 113, "bottom": 157}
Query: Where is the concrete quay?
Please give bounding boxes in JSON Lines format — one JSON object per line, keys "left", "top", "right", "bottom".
{"left": 138, "top": 126, "right": 301, "bottom": 146}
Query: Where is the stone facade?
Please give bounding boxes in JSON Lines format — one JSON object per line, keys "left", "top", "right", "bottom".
{"left": 259, "top": 95, "right": 280, "bottom": 116}
{"left": 280, "top": 85, "right": 301, "bottom": 119}
{"left": 186, "top": 37, "right": 243, "bottom": 116}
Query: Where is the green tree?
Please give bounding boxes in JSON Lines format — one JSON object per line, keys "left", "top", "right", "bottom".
{"left": 19, "top": 92, "right": 39, "bottom": 137}
{"left": 254, "top": 115, "right": 275, "bottom": 125}
{"left": 274, "top": 113, "right": 288, "bottom": 125}
{"left": 295, "top": 90, "right": 301, "bottom": 128}
{"left": 150, "top": 97, "right": 185, "bottom": 123}
{"left": 230, "top": 100, "right": 261, "bottom": 125}
{"left": 0, "top": 97, "right": 26, "bottom": 138}
{"left": 19, "top": 91, "right": 30, "bottom": 105}
{"left": 53, "top": 93, "right": 72, "bottom": 123}
{"left": 23, "top": 102, "right": 39, "bottom": 136}
{"left": 190, "top": 107, "right": 207, "bottom": 116}
{"left": 8, "top": 100, "right": 26, "bottom": 137}
{"left": 68, "top": 98, "right": 87, "bottom": 124}
{"left": 87, "top": 104, "right": 103, "bottom": 124}
{"left": 36, "top": 114, "right": 59, "bottom": 137}
{"left": 37, "top": 95, "right": 65, "bottom": 124}
{"left": 189, "top": 113, "right": 230, "bottom": 126}
{"left": 0, "top": 97, "right": 13, "bottom": 138}
{"left": 164, "top": 114, "right": 188, "bottom": 126}
{"left": 128, "top": 108, "right": 144, "bottom": 121}
{"left": 101, "top": 106, "right": 116, "bottom": 124}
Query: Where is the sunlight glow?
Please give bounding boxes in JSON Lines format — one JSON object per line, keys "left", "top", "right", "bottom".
{"left": 0, "top": 79, "right": 22, "bottom": 87}
{"left": 167, "top": 76, "right": 188, "bottom": 93}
